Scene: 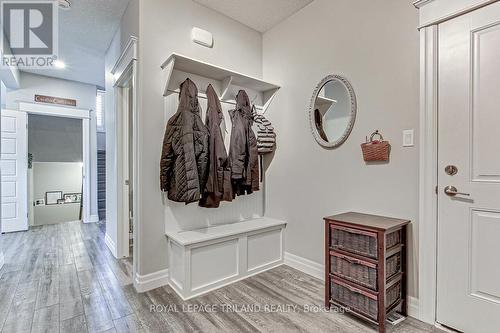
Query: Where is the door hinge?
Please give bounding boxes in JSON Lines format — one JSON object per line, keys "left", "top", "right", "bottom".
{"left": 435, "top": 186, "right": 438, "bottom": 195}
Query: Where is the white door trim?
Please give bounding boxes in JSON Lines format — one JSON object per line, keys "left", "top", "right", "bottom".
{"left": 18, "top": 102, "right": 93, "bottom": 224}
{"left": 415, "top": 0, "right": 500, "bottom": 325}
{"left": 418, "top": 25, "right": 439, "bottom": 325}
{"left": 110, "top": 36, "right": 139, "bottom": 291}
{"left": 19, "top": 102, "right": 90, "bottom": 119}
{"left": 414, "top": 0, "right": 499, "bottom": 29}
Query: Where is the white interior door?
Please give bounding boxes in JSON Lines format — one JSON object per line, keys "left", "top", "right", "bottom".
{"left": 1, "top": 110, "right": 28, "bottom": 233}
{"left": 437, "top": 3, "right": 500, "bottom": 332}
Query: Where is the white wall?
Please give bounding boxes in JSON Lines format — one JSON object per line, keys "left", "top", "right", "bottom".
{"left": 136, "top": 0, "right": 262, "bottom": 276}
{"left": 6, "top": 72, "right": 97, "bottom": 110}
{"left": 32, "top": 162, "right": 82, "bottom": 225}
{"left": 262, "top": 0, "right": 420, "bottom": 297}
{"left": 7, "top": 72, "right": 99, "bottom": 222}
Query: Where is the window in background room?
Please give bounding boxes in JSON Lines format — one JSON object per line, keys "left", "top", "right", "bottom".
{"left": 96, "top": 90, "right": 105, "bottom": 131}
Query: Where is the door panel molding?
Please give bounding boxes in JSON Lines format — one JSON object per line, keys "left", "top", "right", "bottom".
{"left": 1, "top": 109, "right": 27, "bottom": 233}
{"left": 469, "top": 209, "right": 500, "bottom": 303}
{"left": 471, "top": 22, "right": 500, "bottom": 182}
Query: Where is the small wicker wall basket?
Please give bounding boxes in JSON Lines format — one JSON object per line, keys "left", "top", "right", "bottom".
{"left": 361, "top": 130, "right": 391, "bottom": 162}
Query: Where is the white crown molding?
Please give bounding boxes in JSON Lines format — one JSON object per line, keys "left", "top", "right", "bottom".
{"left": 284, "top": 252, "right": 324, "bottom": 281}
{"left": 111, "top": 36, "right": 138, "bottom": 75}
{"left": 415, "top": 0, "right": 499, "bottom": 28}
{"left": 134, "top": 269, "right": 169, "bottom": 293}
{"left": 413, "top": 0, "right": 435, "bottom": 9}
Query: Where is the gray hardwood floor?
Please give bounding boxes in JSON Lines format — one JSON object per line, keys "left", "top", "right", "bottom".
{"left": 0, "top": 221, "right": 441, "bottom": 333}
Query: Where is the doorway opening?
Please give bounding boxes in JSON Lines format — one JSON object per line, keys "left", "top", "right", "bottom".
{"left": 116, "top": 74, "right": 136, "bottom": 260}
{"left": 28, "top": 114, "right": 83, "bottom": 226}
{"left": 110, "top": 37, "right": 138, "bottom": 286}
{"left": 0, "top": 103, "right": 93, "bottom": 234}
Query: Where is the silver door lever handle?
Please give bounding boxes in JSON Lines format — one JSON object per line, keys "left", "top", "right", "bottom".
{"left": 444, "top": 186, "right": 470, "bottom": 197}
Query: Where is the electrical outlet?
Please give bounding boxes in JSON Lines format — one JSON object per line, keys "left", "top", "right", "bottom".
{"left": 403, "top": 129, "right": 414, "bottom": 147}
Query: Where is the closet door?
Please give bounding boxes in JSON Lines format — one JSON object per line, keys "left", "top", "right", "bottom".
{"left": 437, "top": 3, "right": 500, "bottom": 332}
{"left": 1, "top": 110, "right": 28, "bottom": 233}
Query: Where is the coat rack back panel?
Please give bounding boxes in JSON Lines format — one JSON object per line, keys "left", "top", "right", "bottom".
{"left": 163, "top": 94, "right": 265, "bottom": 233}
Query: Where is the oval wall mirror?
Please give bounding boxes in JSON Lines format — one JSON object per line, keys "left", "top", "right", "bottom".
{"left": 309, "top": 75, "right": 357, "bottom": 148}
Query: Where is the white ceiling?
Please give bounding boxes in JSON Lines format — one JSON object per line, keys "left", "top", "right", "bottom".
{"left": 23, "top": 0, "right": 131, "bottom": 88}
{"left": 193, "top": 0, "right": 314, "bottom": 32}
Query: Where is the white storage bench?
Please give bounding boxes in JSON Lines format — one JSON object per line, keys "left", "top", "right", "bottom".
{"left": 165, "top": 217, "right": 286, "bottom": 300}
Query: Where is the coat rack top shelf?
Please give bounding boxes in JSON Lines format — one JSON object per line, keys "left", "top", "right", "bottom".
{"left": 161, "top": 53, "right": 280, "bottom": 112}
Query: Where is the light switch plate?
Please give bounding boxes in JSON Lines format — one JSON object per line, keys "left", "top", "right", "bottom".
{"left": 403, "top": 129, "right": 414, "bottom": 147}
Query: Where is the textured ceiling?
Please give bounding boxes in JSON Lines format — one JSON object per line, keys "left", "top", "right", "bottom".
{"left": 23, "top": 0, "right": 130, "bottom": 88}
{"left": 193, "top": 0, "right": 314, "bottom": 32}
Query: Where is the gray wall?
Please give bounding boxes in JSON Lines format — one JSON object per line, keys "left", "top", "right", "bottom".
{"left": 29, "top": 115, "right": 83, "bottom": 162}
{"left": 97, "top": 132, "right": 106, "bottom": 151}
{"left": 262, "top": 0, "right": 420, "bottom": 297}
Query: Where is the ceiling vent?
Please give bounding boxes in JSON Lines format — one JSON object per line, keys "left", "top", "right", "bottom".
{"left": 58, "top": 0, "right": 71, "bottom": 10}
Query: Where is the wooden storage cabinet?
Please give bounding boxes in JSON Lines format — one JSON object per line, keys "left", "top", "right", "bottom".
{"left": 325, "top": 212, "right": 410, "bottom": 333}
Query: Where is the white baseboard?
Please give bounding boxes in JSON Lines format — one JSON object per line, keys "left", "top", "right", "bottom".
{"left": 284, "top": 253, "right": 421, "bottom": 321}
{"left": 0, "top": 251, "right": 4, "bottom": 270}
{"left": 104, "top": 233, "right": 118, "bottom": 258}
{"left": 86, "top": 215, "right": 99, "bottom": 223}
{"left": 134, "top": 269, "right": 169, "bottom": 293}
{"left": 407, "top": 296, "right": 419, "bottom": 320}
{"left": 284, "top": 252, "right": 324, "bottom": 281}
{"left": 434, "top": 323, "right": 459, "bottom": 333}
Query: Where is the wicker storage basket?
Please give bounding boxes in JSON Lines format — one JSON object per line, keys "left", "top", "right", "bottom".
{"left": 386, "top": 252, "right": 402, "bottom": 278}
{"left": 386, "top": 230, "right": 401, "bottom": 249}
{"left": 331, "top": 279, "right": 379, "bottom": 320}
{"left": 331, "top": 253, "right": 378, "bottom": 290}
{"left": 386, "top": 279, "right": 402, "bottom": 308}
{"left": 361, "top": 130, "right": 391, "bottom": 162}
{"left": 331, "top": 278, "right": 402, "bottom": 321}
{"left": 331, "top": 226, "right": 378, "bottom": 259}
{"left": 330, "top": 251, "right": 402, "bottom": 291}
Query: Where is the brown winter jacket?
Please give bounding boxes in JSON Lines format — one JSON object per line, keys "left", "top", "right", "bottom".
{"left": 199, "top": 85, "right": 232, "bottom": 208}
{"left": 229, "top": 90, "right": 259, "bottom": 196}
{"left": 160, "top": 78, "right": 209, "bottom": 204}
